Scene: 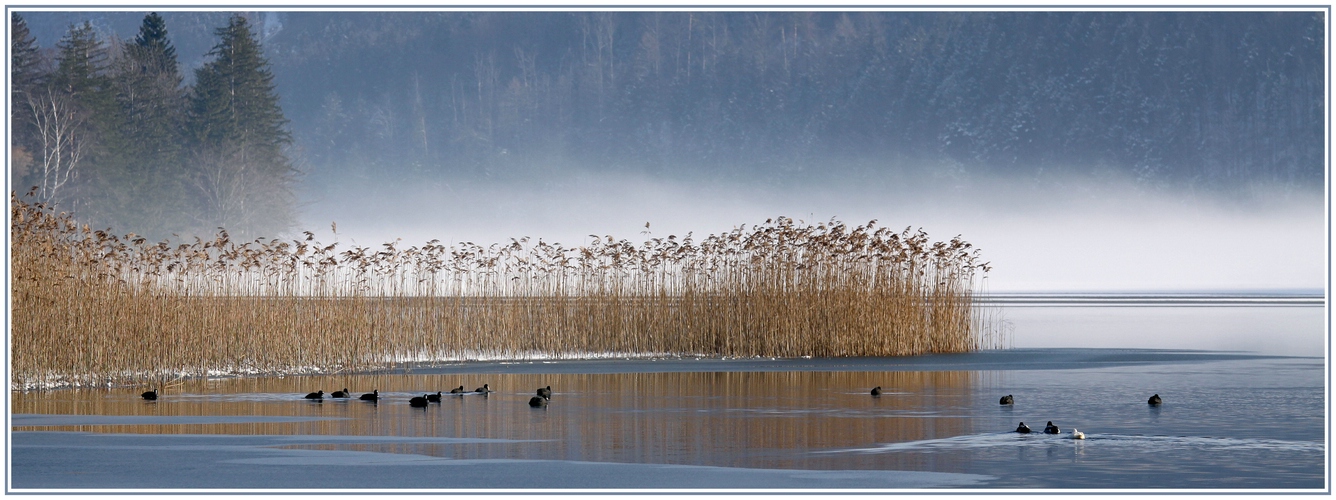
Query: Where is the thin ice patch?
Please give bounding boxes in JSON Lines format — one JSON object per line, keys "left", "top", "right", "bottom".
{"left": 824, "top": 432, "right": 1324, "bottom": 454}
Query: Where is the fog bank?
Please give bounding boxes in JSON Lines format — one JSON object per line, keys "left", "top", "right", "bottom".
{"left": 299, "top": 168, "right": 1324, "bottom": 293}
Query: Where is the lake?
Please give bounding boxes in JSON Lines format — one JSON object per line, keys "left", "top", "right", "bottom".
{"left": 8, "top": 301, "right": 1327, "bottom": 491}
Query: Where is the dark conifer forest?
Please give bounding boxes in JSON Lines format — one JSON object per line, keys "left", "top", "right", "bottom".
{"left": 13, "top": 13, "right": 291, "bottom": 240}
{"left": 11, "top": 11, "right": 1325, "bottom": 241}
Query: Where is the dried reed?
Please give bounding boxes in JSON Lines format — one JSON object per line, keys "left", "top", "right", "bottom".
{"left": 11, "top": 194, "right": 1002, "bottom": 389}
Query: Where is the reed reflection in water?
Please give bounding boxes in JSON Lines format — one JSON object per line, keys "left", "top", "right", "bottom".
{"left": 13, "top": 371, "right": 978, "bottom": 472}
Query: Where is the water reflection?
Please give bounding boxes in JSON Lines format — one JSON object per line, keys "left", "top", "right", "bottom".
{"left": 13, "top": 371, "right": 977, "bottom": 472}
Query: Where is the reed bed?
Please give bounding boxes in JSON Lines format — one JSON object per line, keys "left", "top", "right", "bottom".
{"left": 11, "top": 194, "right": 1002, "bottom": 390}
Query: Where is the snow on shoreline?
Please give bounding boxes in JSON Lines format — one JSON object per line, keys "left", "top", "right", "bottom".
{"left": 9, "top": 350, "right": 694, "bottom": 392}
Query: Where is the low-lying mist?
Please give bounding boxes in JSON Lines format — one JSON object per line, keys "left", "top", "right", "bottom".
{"left": 298, "top": 163, "right": 1325, "bottom": 293}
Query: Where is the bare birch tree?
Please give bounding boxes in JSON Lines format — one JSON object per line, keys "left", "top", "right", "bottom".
{"left": 25, "top": 87, "right": 87, "bottom": 207}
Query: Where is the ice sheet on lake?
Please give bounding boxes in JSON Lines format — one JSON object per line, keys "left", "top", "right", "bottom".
{"left": 393, "top": 348, "right": 1310, "bottom": 375}
{"left": 832, "top": 432, "right": 1325, "bottom": 454}
{"left": 10, "top": 431, "right": 992, "bottom": 490}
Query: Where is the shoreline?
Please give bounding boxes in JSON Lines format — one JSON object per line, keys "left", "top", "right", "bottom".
{"left": 10, "top": 348, "right": 1309, "bottom": 393}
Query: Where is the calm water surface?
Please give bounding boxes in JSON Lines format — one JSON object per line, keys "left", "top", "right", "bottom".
{"left": 11, "top": 349, "right": 1324, "bottom": 490}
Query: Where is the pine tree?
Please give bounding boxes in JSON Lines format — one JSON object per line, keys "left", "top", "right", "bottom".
{"left": 187, "top": 14, "right": 295, "bottom": 239}
{"left": 105, "top": 12, "right": 189, "bottom": 240}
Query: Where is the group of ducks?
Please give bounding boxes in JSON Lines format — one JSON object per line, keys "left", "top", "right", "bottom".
{"left": 1012, "top": 420, "right": 1076, "bottom": 438}
{"left": 301, "top": 384, "right": 491, "bottom": 405}
{"left": 141, "top": 384, "right": 556, "bottom": 409}
{"left": 303, "top": 385, "right": 486, "bottom": 401}
{"left": 868, "top": 387, "right": 1165, "bottom": 441}
{"left": 1000, "top": 393, "right": 1164, "bottom": 440}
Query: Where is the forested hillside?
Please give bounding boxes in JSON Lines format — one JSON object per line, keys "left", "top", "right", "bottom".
{"left": 276, "top": 11, "right": 1323, "bottom": 189}
{"left": 12, "top": 11, "right": 1325, "bottom": 240}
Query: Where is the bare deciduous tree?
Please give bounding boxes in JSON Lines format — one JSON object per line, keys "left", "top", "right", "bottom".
{"left": 25, "top": 87, "right": 87, "bottom": 207}
{"left": 186, "top": 141, "right": 293, "bottom": 239}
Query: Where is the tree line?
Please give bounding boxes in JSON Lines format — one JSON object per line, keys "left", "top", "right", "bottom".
{"left": 10, "top": 12, "right": 294, "bottom": 242}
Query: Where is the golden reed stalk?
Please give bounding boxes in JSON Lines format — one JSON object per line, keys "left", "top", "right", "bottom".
{"left": 11, "top": 194, "right": 1003, "bottom": 390}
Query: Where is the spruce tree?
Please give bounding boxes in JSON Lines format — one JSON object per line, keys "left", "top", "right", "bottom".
{"left": 133, "top": 12, "right": 178, "bottom": 75}
{"left": 10, "top": 13, "right": 41, "bottom": 99}
{"left": 119, "top": 12, "right": 185, "bottom": 162}
{"left": 187, "top": 14, "right": 295, "bottom": 239}
{"left": 107, "top": 12, "right": 189, "bottom": 240}
{"left": 52, "top": 22, "right": 110, "bottom": 98}
{"left": 50, "top": 22, "right": 128, "bottom": 225}
{"left": 10, "top": 13, "right": 43, "bottom": 193}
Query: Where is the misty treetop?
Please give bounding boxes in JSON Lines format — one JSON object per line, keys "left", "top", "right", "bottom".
{"left": 187, "top": 15, "right": 296, "bottom": 238}
{"left": 11, "top": 13, "right": 295, "bottom": 241}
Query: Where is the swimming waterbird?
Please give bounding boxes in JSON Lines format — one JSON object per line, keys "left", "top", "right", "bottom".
{"left": 999, "top": 394, "right": 1014, "bottom": 405}
{"left": 529, "top": 396, "right": 548, "bottom": 407}
{"left": 1015, "top": 422, "right": 1031, "bottom": 433}
{"left": 409, "top": 395, "right": 430, "bottom": 408}
{"left": 359, "top": 390, "right": 379, "bottom": 401}
{"left": 331, "top": 388, "right": 350, "bottom": 398}
{"left": 1148, "top": 394, "right": 1162, "bottom": 405}
{"left": 1044, "top": 421, "right": 1060, "bottom": 434}
{"left": 475, "top": 384, "right": 491, "bottom": 394}
{"left": 537, "top": 386, "right": 552, "bottom": 399}
{"left": 141, "top": 389, "right": 158, "bottom": 401}
{"left": 304, "top": 390, "right": 324, "bottom": 400}
{"left": 1072, "top": 429, "right": 1085, "bottom": 440}
{"left": 871, "top": 386, "right": 882, "bottom": 396}
{"left": 426, "top": 391, "right": 443, "bottom": 403}
{"left": 450, "top": 386, "right": 465, "bottom": 394}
